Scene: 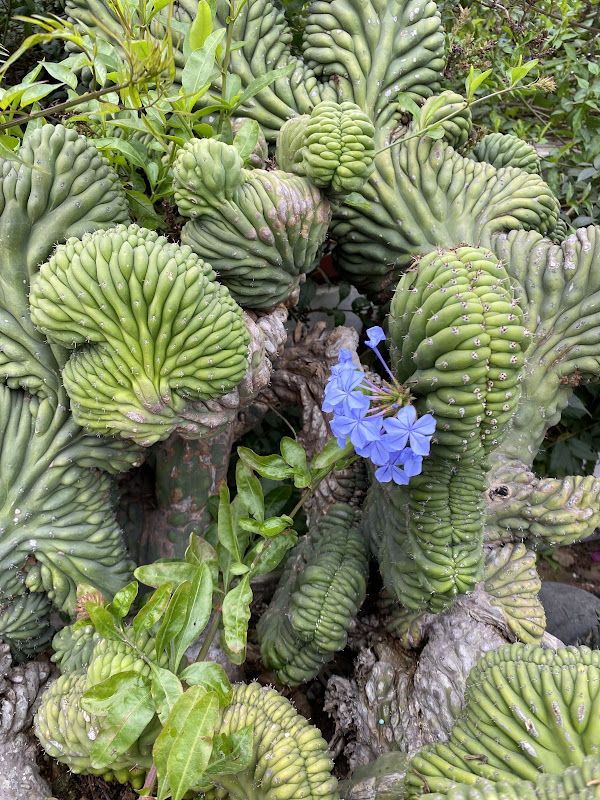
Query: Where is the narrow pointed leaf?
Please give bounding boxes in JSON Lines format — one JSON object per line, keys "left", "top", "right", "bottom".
{"left": 82, "top": 672, "right": 147, "bottom": 715}
{"left": 109, "top": 581, "right": 138, "bottom": 620}
{"left": 152, "top": 665, "right": 183, "bottom": 725}
{"left": 132, "top": 582, "right": 173, "bottom": 634}
{"left": 218, "top": 484, "right": 241, "bottom": 561}
{"left": 174, "top": 564, "right": 213, "bottom": 667}
{"left": 235, "top": 460, "right": 264, "bottom": 522}
{"left": 155, "top": 581, "right": 191, "bottom": 665}
{"left": 221, "top": 575, "right": 252, "bottom": 655}
{"left": 135, "top": 562, "right": 198, "bottom": 588}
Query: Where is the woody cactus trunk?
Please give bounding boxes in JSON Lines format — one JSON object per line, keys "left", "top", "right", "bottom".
{"left": 2, "top": 0, "right": 600, "bottom": 795}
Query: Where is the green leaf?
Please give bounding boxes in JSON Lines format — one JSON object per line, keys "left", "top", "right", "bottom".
{"left": 264, "top": 485, "right": 292, "bottom": 518}
{"left": 310, "top": 436, "right": 354, "bottom": 472}
{"left": 182, "top": 29, "right": 224, "bottom": 96}
{"left": 179, "top": 662, "right": 232, "bottom": 706}
{"left": 237, "top": 447, "right": 296, "bottom": 480}
{"left": 42, "top": 60, "right": 78, "bottom": 90}
{"left": 280, "top": 437, "right": 308, "bottom": 475}
{"left": 20, "top": 83, "right": 60, "bottom": 107}
{"left": 465, "top": 66, "right": 493, "bottom": 99}
{"left": 189, "top": 0, "right": 213, "bottom": 50}
{"left": 235, "top": 460, "right": 264, "bottom": 523}
{"left": 258, "top": 515, "right": 293, "bottom": 537}
{"left": 234, "top": 63, "right": 296, "bottom": 109}
{"left": 151, "top": 665, "right": 183, "bottom": 725}
{"left": 82, "top": 672, "right": 148, "bottom": 715}
{"left": 221, "top": 575, "right": 252, "bottom": 656}
{"left": 245, "top": 531, "right": 297, "bottom": 577}
{"left": 205, "top": 727, "right": 253, "bottom": 775}
{"left": 135, "top": 562, "right": 198, "bottom": 588}
{"left": 155, "top": 581, "right": 191, "bottom": 666}
{"left": 86, "top": 603, "right": 122, "bottom": 641}
{"left": 238, "top": 517, "right": 261, "bottom": 534}
{"left": 509, "top": 59, "right": 538, "bottom": 88}
{"left": 343, "top": 191, "right": 372, "bottom": 210}
{"left": 218, "top": 484, "right": 242, "bottom": 562}
{"left": 92, "top": 137, "right": 148, "bottom": 170}
{"left": 90, "top": 681, "right": 155, "bottom": 769}
{"left": 132, "top": 582, "right": 173, "bottom": 635}
{"left": 425, "top": 126, "right": 446, "bottom": 140}
{"left": 185, "top": 535, "right": 219, "bottom": 584}
{"left": 154, "top": 687, "right": 220, "bottom": 800}
{"left": 173, "top": 564, "right": 213, "bottom": 668}
{"left": 108, "top": 581, "right": 138, "bottom": 620}
{"left": 232, "top": 119, "right": 260, "bottom": 161}
{"left": 219, "top": 630, "right": 246, "bottom": 665}
{"left": 230, "top": 562, "right": 250, "bottom": 576}
{"left": 397, "top": 92, "right": 422, "bottom": 122}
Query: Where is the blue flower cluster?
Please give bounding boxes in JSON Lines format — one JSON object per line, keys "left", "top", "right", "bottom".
{"left": 323, "top": 327, "right": 436, "bottom": 485}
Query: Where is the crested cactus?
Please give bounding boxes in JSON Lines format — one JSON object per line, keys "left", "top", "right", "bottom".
{"left": 196, "top": 682, "right": 339, "bottom": 800}
{"left": 425, "top": 759, "right": 600, "bottom": 800}
{"left": 408, "top": 644, "right": 600, "bottom": 795}
{"left": 50, "top": 622, "right": 100, "bottom": 674}
{"left": 467, "top": 133, "right": 540, "bottom": 175}
{"left": 30, "top": 224, "right": 250, "bottom": 445}
{"left": 378, "top": 246, "right": 527, "bottom": 611}
{"left": 173, "top": 138, "right": 331, "bottom": 308}
{"left": 416, "top": 91, "right": 473, "bottom": 149}
{"left": 258, "top": 503, "right": 369, "bottom": 685}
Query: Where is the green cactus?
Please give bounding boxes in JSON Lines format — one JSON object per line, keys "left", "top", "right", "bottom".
{"left": 0, "top": 591, "right": 54, "bottom": 660}
{"left": 30, "top": 223, "right": 249, "bottom": 445}
{"left": 408, "top": 644, "right": 600, "bottom": 796}
{"left": 376, "top": 246, "right": 527, "bottom": 611}
{"left": 51, "top": 623, "right": 101, "bottom": 674}
{"left": 483, "top": 544, "right": 545, "bottom": 644}
{"left": 467, "top": 133, "right": 540, "bottom": 174}
{"left": 425, "top": 758, "right": 600, "bottom": 800}
{"left": 416, "top": 90, "right": 473, "bottom": 149}
{"left": 258, "top": 503, "right": 369, "bottom": 685}
{"left": 196, "top": 682, "right": 339, "bottom": 800}
{"left": 300, "top": 101, "right": 376, "bottom": 194}
{"left": 173, "top": 138, "right": 331, "bottom": 308}
{"left": 85, "top": 624, "right": 175, "bottom": 687}
{"left": 35, "top": 670, "right": 154, "bottom": 788}
{"left": 332, "top": 134, "right": 558, "bottom": 300}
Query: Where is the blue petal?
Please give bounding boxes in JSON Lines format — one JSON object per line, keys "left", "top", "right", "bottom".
{"left": 365, "top": 326, "right": 386, "bottom": 349}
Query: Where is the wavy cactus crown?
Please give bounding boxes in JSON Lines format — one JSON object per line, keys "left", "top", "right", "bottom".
{"left": 30, "top": 224, "right": 249, "bottom": 445}
{"left": 409, "top": 644, "right": 600, "bottom": 796}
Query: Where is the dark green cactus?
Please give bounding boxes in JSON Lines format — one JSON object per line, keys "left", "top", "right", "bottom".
{"left": 258, "top": 503, "right": 369, "bottom": 685}
{"left": 377, "top": 246, "right": 527, "bottom": 611}
{"left": 425, "top": 758, "right": 600, "bottom": 800}
{"left": 0, "top": 592, "right": 54, "bottom": 660}
{"left": 408, "top": 644, "right": 600, "bottom": 796}
{"left": 467, "top": 133, "right": 540, "bottom": 175}
{"left": 30, "top": 223, "right": 250, "bottom": 445}
{"left": 173, "top": 138, "right": 331, "bottom": 308}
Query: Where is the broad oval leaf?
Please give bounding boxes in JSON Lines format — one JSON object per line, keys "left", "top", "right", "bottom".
{"left": 179, "top": 661, "right": 232, "bottom": 706}
{"left": 151, "top": 665, "right": 183, "bottom": 725}
{"left": 280, "top": 437, "right": 309, "bottom": 475}
{"left": 205, "top": 727, "right": 254, "bottom": 775}
{"left": 135, "top": 562, "right": 198, "bottom": 588}
{"left": 109, "top": 581, "right": 138, "bottom": 620}
{"left": 189, "top": 0, "right": 213, "bottom": 50}
{"left": 182, "top": 29, "right": 224, "bottom": 96}
{"left": 86, "top": 603, "right": 121, "bottom": 641}
{"left": 237, "top": 447, "right": 296, "bottom": 480}
{"left": 132, "top": 582, "right": 173, "bottom": 634}
{"left": 235, "top": 460, "right": 264, "bottom": 522}
{"left": 82, "top": 671, "right": 148, "bottom": 715}
{"left": 90, "top": 681, "right": 156, "bottom": 769}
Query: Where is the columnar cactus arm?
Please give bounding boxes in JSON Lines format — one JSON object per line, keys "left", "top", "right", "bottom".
{"left": 0, "top": 385, "right": 137, "bottom": 620}
{"left": 258, "top": 503, "right": 369, "bottom": 685}
{"left": 0, "top": 125, "right": 128, "bottom": 406}
{"left": 382, "top": 246, "right": 527, "bottom": 611}
{"left": 174, "top": 139, "right": 331, "bottom": 309}
{"left": 332, "top": 136, "right": 559, "bottom": 300}
{"left": 490, "top": 226, "right": 600, "bottom": 464}
{"left": 407, "top": 644, "right": 600, "bottom": 796}
{"left": 200, "top": 682, "right": 339, "bottom": 800}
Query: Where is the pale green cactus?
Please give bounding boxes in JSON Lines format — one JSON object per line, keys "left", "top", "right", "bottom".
{"left": 51, "top": 622, "right": 100, "bottom": 674}
{"left": 173, "top": 138, "right": 331, "bottom": 308}
{"left": 467, "top": 133, "right": 540, "bottom": 174}
{"left": 416, "top": 90, "right": 473, "bottom": 149}
{"left": 30, "top": 224, "right": 250, "bottom": 445}
{"left": 408, "top": 644, "right": 600, "bottom": 796}
{"left": 258, "top": 503, "right": 369, "bottom": 685}
{"left": 196, "top": 682, "right": 339, "bottom": 800}
{"left": 425, "top": 759, "right": 600, "bottom": 800}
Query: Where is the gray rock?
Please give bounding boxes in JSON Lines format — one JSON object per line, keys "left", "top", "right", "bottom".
{"left": 539, "top": 582, "right": 600, "bottom": 646}
{"left": 0, "top": 734, "right": 51, "bottom": 800}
